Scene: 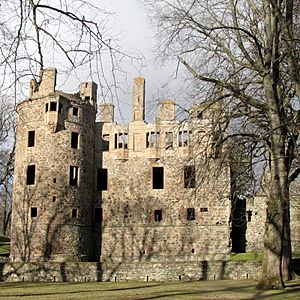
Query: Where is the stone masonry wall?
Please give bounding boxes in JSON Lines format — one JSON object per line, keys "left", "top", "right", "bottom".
{"left": 10, "top": 73, "right": 97, "bottom": 262}
{"left": 0, "top": 260, "right": 261, "bottom": 282}
{"left": 96, "top": 100, "right": 232, "bottom": 262}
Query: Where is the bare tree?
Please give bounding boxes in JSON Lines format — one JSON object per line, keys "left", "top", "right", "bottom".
{"left": 0, "top": 0, "right": 142, "bottom": 101}
{"left": 0, "top": 98, "right": 15, "bottom": 236}
{"left": 0, "top": 1, "right": 141, "bottom": 233}
{"left": 143, "top": 0, "right": 300, "bottom": 289}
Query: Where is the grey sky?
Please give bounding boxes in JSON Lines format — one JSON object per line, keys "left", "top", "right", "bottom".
{"left": 98, "top": 0, "right": 182, "bottom": 122}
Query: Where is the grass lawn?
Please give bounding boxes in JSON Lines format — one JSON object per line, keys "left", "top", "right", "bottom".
{"left": 0, "top": 235, "right": 10, "bottom": 256}
{"left": 0, "top": 279, "right": 300, "bottom": 299}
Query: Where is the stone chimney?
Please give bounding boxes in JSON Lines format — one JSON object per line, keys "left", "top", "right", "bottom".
{"left": 99, "top": 104, "right": 114, "bottom": 123}
{"left": 30, "top": 68, "right": 57, "bottom": 98}
{"left": 158, "top": 100, "right": 175, "bottom": 121}
{"left": 132, "top": 77, "right": 145, "bottom": 122}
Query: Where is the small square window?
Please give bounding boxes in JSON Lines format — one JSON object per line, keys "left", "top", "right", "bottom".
{"left": 31, "top": 207, "right": 37, "bottom": 218}
{"left": 154, "top": 209, "right": 162, "bottom": 222}
{"left": 50, "top": 102, "right": 57, "bottom": 111}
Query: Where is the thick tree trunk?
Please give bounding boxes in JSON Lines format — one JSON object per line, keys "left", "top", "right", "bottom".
{"left": 257, "top": 74, "right": 293, "bottom": 289}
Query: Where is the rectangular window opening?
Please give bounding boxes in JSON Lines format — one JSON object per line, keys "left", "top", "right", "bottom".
{"left": 50, "top": 102, "right": 57, "bottom": 111}
{"left": 52, "top": 196, "right": 56, "bottom": 203}
{"left": 184, "top": 165, "right": 196, "bottom": 188}
{"left": 28, "top": 130, "right": 35, "bottom": 147}
{"left": 73, "top": 107, "right": 79, "bottom": 116}
{"left": 247, "top": 210, "right": 252, "bottom": 222}
{"left": 97, "top": 168, "right": 108, "bottom": 191}
{"left": 26, "top": 165, "right": 36, "bottom": 185}
{"left": 69, "top": 166, "right": 79, "bottom": 186}
{"left": 95, "top": 208, "right": 103, "bottom": 223}
{"left": 147, "top": 131, "right": 160, "bottom": 148}
{"left": 179, "top": 130, "right": 191, "bottom": 147}
{"left": 71, "top": 208, "right": 78, "bottom": 218}
{"left": 31, "top": 207, "right": 37, "bottom": 218}
{"left": 200, "top": 207, "right": 208, "bottom": 212}
{"left": 154, "top": 209, "right": 162, "bottom": 222}
{"left": 71, "top": 132, "right": 79, "bottom": 149}
{"left": 114, "top": 133, "right": 128, "bottom": 149}
{"left": 187, "top": 208, "right": 195, "bottom": 221}
{"left": 153, "top": 167, "right": 164, "bottom": 189}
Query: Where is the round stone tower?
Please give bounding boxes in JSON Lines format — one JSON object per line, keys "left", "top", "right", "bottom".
{"left": 10, "top": 69, "right": 97, "bottom": 262}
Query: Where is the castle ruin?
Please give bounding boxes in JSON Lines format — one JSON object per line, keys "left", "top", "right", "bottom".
{"left": 7, "top": 69, "right": 300, "bottom": 280}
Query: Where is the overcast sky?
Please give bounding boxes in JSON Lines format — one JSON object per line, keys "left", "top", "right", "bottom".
{"left": 97, "top": 0, "right": 183, "bottom": 122}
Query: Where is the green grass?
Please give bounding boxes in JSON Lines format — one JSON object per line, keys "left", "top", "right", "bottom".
{"left": 229, "top": 252, "right": 263, "bottom": 261}
{"left": 293, "top": 252, "right": 300, "bottom": 259}
{"left": 0, "top": 279, "right": 300, "bottom": 299}
{"left": 0, "top": 235, "right": 10, "bottom": 243}
{"left": 0, "top": 235, "right": 10, "bottom": 256}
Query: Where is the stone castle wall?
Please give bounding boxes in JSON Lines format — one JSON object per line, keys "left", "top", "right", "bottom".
{"left": 8, "top": 69, "right": 300, "bottom": 282}
{"left": 0, "top": 260, "right": 261, "bottom": 282}
{"left": 10, "top": 69, "right": 98, "bottom": 262}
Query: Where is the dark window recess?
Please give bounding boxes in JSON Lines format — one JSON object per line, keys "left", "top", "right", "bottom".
{"left": 71, "top": 208, "right": 78, "bottom": 218}
{"left": 85, "top": 96, "right": 90, "bottom": 101}
{"left": 247, "top": 210, "right": 252, "bottom": 222}
{"left": 69, "top": 166, "right": 79, "bottom": 186}
{"left": 97, "top": 168, "right": 108, "bottom": 191}
{"left": 95, "top": 208, "right": 103, "bottom": 223}
{"left": 28, "top": 131, "right": 35, "bottom": 147}
{"left": 187, "top": 208, "right": 196, "bottom": 221}
{"left": 153, "top": 167, "right": 164, "bottom": 189}
{"left": 71, "top": 132, "right": 79, "bottom": 149}
{"left": 200, "top": 207, "right": 208, "bottom": 212}
{"left": 102, "top": 134, "right": 110, "bottom": 151}
{"left": 179, "top": 130, "right": 191, "bottom": 147}
{"left": 45, "top": 103, "right": 49, "bottom": 112}
{"left": 50, "top": 102, "right": 57, "bottom": 111}
{"left": 191, "top": 248, "right": 195, "bottom": 253}
{"left": 114, "top": 133, "right": 128, "bottom": 149}
{"left": 31, "top": 207, "right": 37, "bottom": 218}
{"left": 53, "top": 178, "right": 56, "bottom": 183}
{"left": 184, "top": 165, "right": 196, "bottom": 188}
{"left": 52, "top": 196, "right": 56, "bottom": 203}
{"left": 73, "top": 107, "right": 79, "bottom": 116}
{"left": 26, "top": 165, "right": 36, "bottom": 185}
{"left": 154, "top": 210, "right": 162, "bottom": 222}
